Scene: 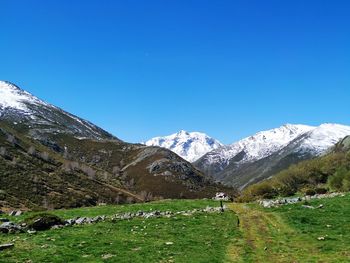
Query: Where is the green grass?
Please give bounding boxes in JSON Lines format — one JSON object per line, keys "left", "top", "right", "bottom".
{"left": 226, "top": 194, "right": 350, "bottom": 262}
{"left": 2, "top": 196, "right": 350, "bottom": 262}
{"left": 0, "top": 200, "right": 238, "bottom": 263}
{"left": 268, "top": 194, "right": 350, "bottom": 262}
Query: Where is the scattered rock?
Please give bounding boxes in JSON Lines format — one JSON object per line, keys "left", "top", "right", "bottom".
{"left": 258, "top": 192, "right": 344, "bottom": 208}
{"left": 302, "top": 205, "right": 315, "bottom": 209}
{"left": 165, "top": 242, "right": 174, "bottom": 245}
{"left": 0, "top": 243, "right": 14, "bottom": 251}
{"left": 101, "top": 254, "right": 115, "bottom": 259}
{"left": 0, "top": 222, "right": 22, "bottom": 233}
{"left": 317, "top": 236, "right": 325, "bottom": 241}
{"left": 75, "top": 217, "right": 87, "bottom": 225}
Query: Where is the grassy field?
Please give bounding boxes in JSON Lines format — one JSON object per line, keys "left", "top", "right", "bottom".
{"left": 0, "top": 200, "right": 238, "bottom": 263}
{"left": 227, "top": 193, "right": 350, "bottom": 262}
{"left": 1, "top": 195, "right": 350, "bottom": 262}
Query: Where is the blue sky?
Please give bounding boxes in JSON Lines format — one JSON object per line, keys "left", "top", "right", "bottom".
{"left": 1, "top": 0, "right": 350, "bottom": 144}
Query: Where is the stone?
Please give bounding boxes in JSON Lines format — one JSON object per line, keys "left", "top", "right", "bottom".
{"left": 0, "top": 222, "right": 22, "bottom": 233}
{"left": 102, "top": 254, "right": 115, "bottom": 259}
{"left": 0, "top": 243, "right": 14, "bottom": 251}
{"left": 14, "top": 211, "right": 22, "bottom": 216}
{"left": 75, "top": 217, "right": 87, "bottom": 225}
{"left": 27, "top": 214, "right": 65, "bottom": 231}
{"left": 165, "top": 242, "right": 174, "bottom": 245}
{"left": 9, "top": 211, "right": 17, "bottom": 216}
{"left": 302, "top": 205, "right": 315, "bottom": 209}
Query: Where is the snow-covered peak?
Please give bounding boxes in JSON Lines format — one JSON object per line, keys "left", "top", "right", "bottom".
{"left": 0, "top": 81, "right": 47, "bottom": 112}
{"left": 298, "top": 123, "right": 350, "bottom": 154}
{"left": 144, "top": 131, "right": 223, "bottom": 162}
{"left": 201, "top": 124, "right": 315, "bottom": 167}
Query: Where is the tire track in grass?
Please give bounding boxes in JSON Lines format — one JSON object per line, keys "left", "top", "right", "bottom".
{"left": 226, "top": 203, "right": 299, "bottom": 263}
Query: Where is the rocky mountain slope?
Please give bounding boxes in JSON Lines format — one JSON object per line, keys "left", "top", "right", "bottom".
{"left": 195, "top": 124, "right": 350, "bottom": 189}
{"left": 0, "top": 81, "right": 232, "bottom": 210}
{"left": 144, "top": 130, "right": 223, "bottom": 162}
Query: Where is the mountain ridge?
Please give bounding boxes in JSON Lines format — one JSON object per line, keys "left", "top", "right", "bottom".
{"left": 144, "top": 130, "right": 223, "bottom": 162}
{"left": 194, "top": 123, "right": 350, "bottom": 189}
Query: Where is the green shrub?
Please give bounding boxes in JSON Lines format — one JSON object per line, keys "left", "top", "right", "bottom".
{"left": 328, "top": 167, "right": 350, "bottom": 191}
{"left": 304, "top": 188, "right": 316, "bottom": 196}
{"left": 315, "top": 187, "right": 328, "bottom": 194}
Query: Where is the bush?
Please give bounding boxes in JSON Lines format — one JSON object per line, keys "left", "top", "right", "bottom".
{"left": 328, "top": 167, "right": 350, "bottom": 191}
{"left": 25, "top": 213, "right": 65, "bottom": 231}
{"left": 304, "top": 188, "right": 316, "bottom": 196}
{"left": 315, "top": 187, "right": 328, "bottom": 194}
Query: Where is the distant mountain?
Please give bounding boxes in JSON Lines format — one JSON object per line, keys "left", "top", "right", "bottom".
{"left": 144, "top": 130, "right": 223, "bottom": 162}
{"left": 194, "top": 123, "right": 350, "bottom": 189}
{"left": 0, "top": 81, "right": 231, "bottom": 210}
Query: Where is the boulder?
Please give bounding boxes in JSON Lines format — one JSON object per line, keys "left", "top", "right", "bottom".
{"left": 0, "top": 222, "right": 22, "bottom": 233}
{"left": 75, "top": 217, "right": 87, "bottom": 225}
{"left": 25, "top": 213, "right": 65, "bottom": 231}
{"left": 0, "top": 243, "right": 14, "bottom": 251}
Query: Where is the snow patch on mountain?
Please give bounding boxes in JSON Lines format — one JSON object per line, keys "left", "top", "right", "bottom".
{"left": 298, "top": 123, "right": 350, "bottom": 155}
{"left": 0, "top": 81, "right": 49, "bottom": 113}
{"left": 144, "top": 130, "right": 223, "bottom": 162}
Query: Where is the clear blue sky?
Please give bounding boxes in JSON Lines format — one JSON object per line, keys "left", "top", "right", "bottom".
{"left": 1, "top": 0, "right": 350, "bottom": 144}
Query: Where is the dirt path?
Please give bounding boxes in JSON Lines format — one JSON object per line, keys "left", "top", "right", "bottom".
{"left": 226, "top": 203, "right": 303, "bottom": 263}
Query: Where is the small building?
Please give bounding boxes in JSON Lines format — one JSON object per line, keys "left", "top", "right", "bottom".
{"left": 213, "top": 192, "right": 229, "bottom": 201}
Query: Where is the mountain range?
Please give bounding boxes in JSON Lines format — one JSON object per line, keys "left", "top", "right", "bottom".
{"left": 0, "top": 81, "right": 230, "bottom": 210}
{"left": 1, "top": 80, "right": 349, "bottom": 211}
{"left": 147, "top": 123, "right": 350, "bottom": 190}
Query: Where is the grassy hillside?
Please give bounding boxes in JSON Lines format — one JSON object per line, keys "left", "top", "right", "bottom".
{"left": 0, "top": 121, "right": 235, "bottom": 210}
{"left": 239, "top": 136, "right": 350, "bottom": 202}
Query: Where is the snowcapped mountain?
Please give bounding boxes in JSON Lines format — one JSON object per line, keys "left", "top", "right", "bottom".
{"left": 297, "top": 123, "right": 350, "bottom": 154}
{"left": 0, "top": 80, "right": 115, "bottom": 141}
{"left": 144, "top": 130, "right": 223, "bottom": 162}
{"left": 198, "top": 124, "right": 314, "bottom": 171}
{"left": 195, "top": 123, "right": 350, "bottom": 189}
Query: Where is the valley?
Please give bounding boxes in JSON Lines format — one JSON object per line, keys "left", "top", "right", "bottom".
{"left": 0, "top": 81, "right": 349, "bottom": 262}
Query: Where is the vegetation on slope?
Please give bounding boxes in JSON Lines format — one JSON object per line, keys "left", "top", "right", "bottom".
{"left": 0, "top": 121, "right": 235, "bottom": 210}
{"left": 239, "top": 136, "right": 350, "bottom": 202}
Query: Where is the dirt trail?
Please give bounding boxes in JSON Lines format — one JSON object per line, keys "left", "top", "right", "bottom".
{"left": 226, "top": 203, "right": 301, "bottom": 263}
